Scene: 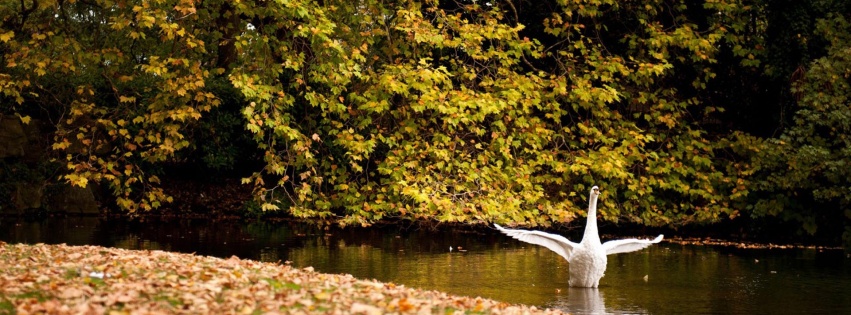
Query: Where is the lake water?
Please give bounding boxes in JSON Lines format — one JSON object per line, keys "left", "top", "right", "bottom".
{"left": 1, "top": 217, "right": 849, "bottom": 314}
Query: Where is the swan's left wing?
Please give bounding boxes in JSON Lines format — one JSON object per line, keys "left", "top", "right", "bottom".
{"left": 494, "top": 224, "right": 578, "bottom": 261}
{"left": 602, "top": 234, "right": 663, "bottom": 255}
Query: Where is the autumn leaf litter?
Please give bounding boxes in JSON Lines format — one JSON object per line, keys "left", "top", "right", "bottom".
{"left": 0, "top": 242, "right": 564, "bottom": 314}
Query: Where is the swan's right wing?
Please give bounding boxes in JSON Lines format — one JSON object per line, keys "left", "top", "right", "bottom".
{"left": 494, "top": 224, "right": 578, "bottom": 261}
{"left": 602, "top": 234, "right": 664, "bottom": 255}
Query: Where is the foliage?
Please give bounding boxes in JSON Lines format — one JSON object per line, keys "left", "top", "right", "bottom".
{"left": 177, "top": 78, "right": 259, "bottom": 174}
{"left": 1, "top": 0, "right": 224, "bottom": 212}
{"left": 1, "top": 0, "right": 851, "bottom": 244}
{"left": 736, "top": 12, "right": 851, "bottom": 245}
{"left": 230, "top": 0, "right": 750, "bottom": 227}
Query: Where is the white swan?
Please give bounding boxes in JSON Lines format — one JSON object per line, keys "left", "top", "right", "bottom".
{"left": 495, "top": 186, "right": 663, "bottom": 288}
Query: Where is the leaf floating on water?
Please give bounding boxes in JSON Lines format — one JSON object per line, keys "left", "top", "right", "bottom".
{"left": 664, "top": 237, "right": 843, "bottom": 250}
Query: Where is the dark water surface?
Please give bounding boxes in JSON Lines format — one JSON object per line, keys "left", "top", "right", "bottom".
{"left": 1, "top": 217, "right": 849, "bottom": 314}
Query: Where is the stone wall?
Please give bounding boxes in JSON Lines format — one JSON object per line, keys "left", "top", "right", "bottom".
{"left": 0, "top": 114, "right": 101, "bottom": 215}
{"left": 0, "top": 115, "right": 26, "bottom": 159}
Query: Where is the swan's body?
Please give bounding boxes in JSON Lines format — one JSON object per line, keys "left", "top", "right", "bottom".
{"left": 495, "top": 186, "right": 663, "bottom": 287}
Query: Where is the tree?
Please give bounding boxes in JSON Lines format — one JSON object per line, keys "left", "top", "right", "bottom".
{"left": 10, "top": 0, "right": 849, "bottom": 243}
{"left": 737, "top": 12, "right": 851, "bottom": 245}
{"left": 231, "top": 0, "right": 753, "bottom": 226}
{"left": 1, "top": 0, "right": 225, "bottom": 211}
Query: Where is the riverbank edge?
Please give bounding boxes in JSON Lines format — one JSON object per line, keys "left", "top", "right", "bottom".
{"left": 4, "top": 174, "right": 848, "bottom": 249}
{"left": 2, "top": 212, "right": 847, "bottom": 251}
{"left": 0, "top": 242, "right": 565, "bottom": 314}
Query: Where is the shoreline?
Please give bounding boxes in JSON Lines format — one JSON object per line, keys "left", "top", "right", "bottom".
{"left": 0, "top": 242, "right": 564, "bottom": 314}
{"left": 2, "top": 213, "right": 847, "bottom": 251}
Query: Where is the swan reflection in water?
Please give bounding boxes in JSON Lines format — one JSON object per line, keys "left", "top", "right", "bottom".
{"left": 550, "top": 288, "right": 648, "bottom": 315}
{"left": 559, "top": 288, "right": 606, "bottom": 314}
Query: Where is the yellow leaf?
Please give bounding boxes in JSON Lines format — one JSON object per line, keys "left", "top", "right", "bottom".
{"left": 261, "top": 203, "right": 280, "bottom": 211}
{"left": 68, "top": 174, "right": 89, "bottom": 188}
{"left": 0, "top": 31, "right": 13, "bottom": 43}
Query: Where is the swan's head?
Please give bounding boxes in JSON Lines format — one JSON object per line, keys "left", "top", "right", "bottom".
{"left": 591, "top": 186, "right": 600, "bottom": 196}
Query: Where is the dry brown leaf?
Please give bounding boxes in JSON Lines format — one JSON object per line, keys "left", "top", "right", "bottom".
{"left": 351, "top": 302, "right": 382, "bottom": 315}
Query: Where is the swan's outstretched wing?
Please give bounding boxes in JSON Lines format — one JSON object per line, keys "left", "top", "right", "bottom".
{"left": 602, "top": 234, "right": 664, "bottom": 255}
{"left": 494, "top": 224, "right": 579, "bottom": 261}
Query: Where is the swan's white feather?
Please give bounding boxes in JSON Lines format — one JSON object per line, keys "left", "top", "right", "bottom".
{"left": 494, "top": 224, "right": 578, "bottom": 261}
{"left": 602, "top": 234, "right": 664, "bottom": 255}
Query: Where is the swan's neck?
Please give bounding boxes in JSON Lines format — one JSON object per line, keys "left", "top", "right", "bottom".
{"left": 582, "top": 193, "right": 601, "bottom": 244}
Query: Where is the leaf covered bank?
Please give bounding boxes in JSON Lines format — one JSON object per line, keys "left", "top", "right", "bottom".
{"left": 0, "top": 242, "right": 563, "bottom": 314}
